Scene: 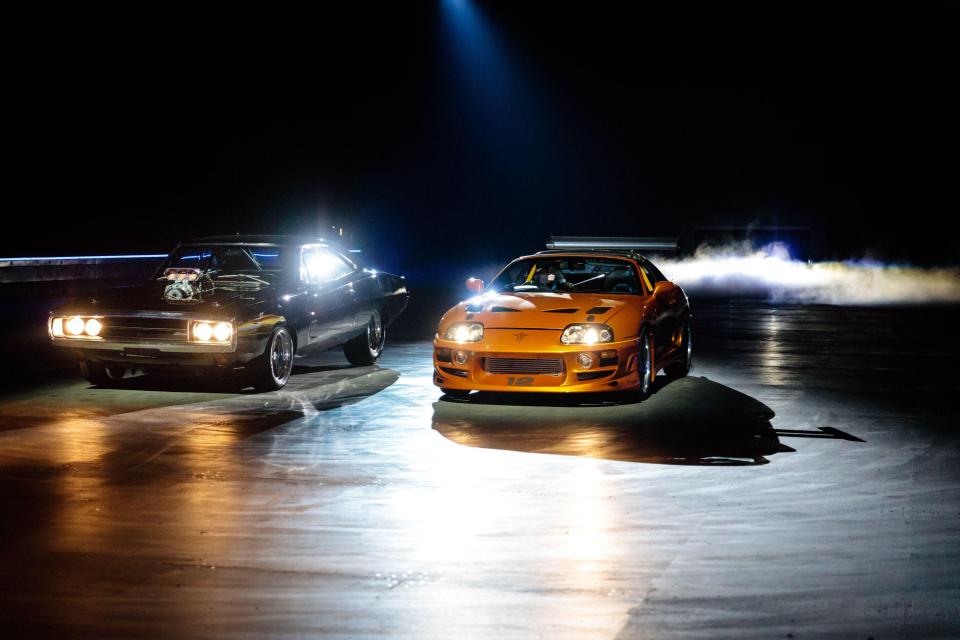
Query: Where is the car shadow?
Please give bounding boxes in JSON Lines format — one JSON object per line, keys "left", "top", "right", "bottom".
{"left": 432, "top": 376, "right": 800, "bottom": 465}
{"left": 87, "top": 365, "right": 401, "bottom": 427}
{"left": 291, "top": 363, "right": 355, "bottom": 375}
{"left": 85, "top": 362, "right": 366, "bottom": 394}
{"left": 86, "top": 371, "right": 243, "bottom": 393}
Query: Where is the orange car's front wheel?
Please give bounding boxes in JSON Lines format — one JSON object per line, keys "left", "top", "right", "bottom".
{"left": 636, "top": 328, "right": 653, "bottom": 400}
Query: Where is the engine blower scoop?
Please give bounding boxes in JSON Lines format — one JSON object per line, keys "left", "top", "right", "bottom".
{"left": 162, "top": 268, "right": 204, "bottom": 301}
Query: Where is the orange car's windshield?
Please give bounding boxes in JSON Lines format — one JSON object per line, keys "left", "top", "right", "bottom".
{"left": 490, "top": 257, "right": 642, "bottom": 294}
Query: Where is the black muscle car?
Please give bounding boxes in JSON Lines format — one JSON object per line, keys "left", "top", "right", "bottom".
{"left": 48, "top": 235, "right": 409, "bottom": 390}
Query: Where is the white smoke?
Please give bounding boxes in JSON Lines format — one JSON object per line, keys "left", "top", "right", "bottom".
{"left": 658, "top": 242, "right": 960, "bottom": 305}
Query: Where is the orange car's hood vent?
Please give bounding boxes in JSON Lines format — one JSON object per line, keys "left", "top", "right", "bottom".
{"left": 454, "top": 292, "right": 629, "bottom": 329}
{"left": 585, "top": 306, "right": 612, "bottom": 314}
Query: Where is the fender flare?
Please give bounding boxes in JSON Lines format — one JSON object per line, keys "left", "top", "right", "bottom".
{"left": 243, "top": 314, "right": 296, "bottom": 354}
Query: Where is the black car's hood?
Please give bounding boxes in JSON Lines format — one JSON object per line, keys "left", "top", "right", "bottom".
{"left": 57, "top": 276, "right": 282, "bottom": 317}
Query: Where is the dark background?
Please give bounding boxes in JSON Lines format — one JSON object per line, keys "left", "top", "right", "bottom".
{"left": 6, "top": 3, "right": 957, "bottom": 282}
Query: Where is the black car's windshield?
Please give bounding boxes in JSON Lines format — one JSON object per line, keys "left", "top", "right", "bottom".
{"left": 160, "top": 245, "right": 287, "bottom": 275}
{"left": 490, "top": 257, "right": 643, "bottom": 294}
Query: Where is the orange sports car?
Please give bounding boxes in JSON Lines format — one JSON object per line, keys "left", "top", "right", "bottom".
{"left": 433, "top": 238, "right": 692, "bottom": 398}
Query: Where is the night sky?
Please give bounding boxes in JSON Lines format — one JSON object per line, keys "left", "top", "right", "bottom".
{"left": 7, "top": 3, "right": 957, "bottom": 278}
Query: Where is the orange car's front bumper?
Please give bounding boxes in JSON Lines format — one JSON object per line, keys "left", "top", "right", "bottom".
{"left": 433, "top": 328, "right": 644, "bottom": 393}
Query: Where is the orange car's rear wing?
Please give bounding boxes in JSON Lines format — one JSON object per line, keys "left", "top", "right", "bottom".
{"left": 545, "top": 236, "right": 679, "bottom": 254}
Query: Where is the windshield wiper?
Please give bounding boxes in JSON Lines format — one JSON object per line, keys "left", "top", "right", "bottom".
{"left": 569, "top": 274, "right": 606, "bottom": 289}
{"left": 214, "top": 273, "right": 269, "bottom": 286}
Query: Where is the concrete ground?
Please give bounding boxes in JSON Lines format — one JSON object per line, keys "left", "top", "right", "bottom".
{"left": 1, "top": 300, "right": 958, "bottom": 639}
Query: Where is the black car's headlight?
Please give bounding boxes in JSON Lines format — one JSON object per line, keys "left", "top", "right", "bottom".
{"left": 443, "top": 321, "right": 484, "bottom": 343}
{"left": 50, "top": 315, "right": 103, "bottom": 339}
{"left": 560, "top": 323, "right": 614, "bottom": 345}
{"left": 189, "top": 320, "right": 234, "bottom": 344}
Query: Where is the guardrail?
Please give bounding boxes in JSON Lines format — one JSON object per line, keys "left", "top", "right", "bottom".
{"left": 0, "top": 255, "right": 166, "bottom": 298}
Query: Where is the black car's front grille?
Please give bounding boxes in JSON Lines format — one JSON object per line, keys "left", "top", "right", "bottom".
{"left": 484, "top": 357, "right": 564, "bottom": 375}
{"left": 101, "top": 317, "right": 189, "bottom": 343}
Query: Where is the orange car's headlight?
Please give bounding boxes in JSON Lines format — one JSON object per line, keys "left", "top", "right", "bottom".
{"left": 443, "top": 322, "right": 484, "bottom": 343}
{"left": 560, "top": 323, "right": 614, "bottom": 345}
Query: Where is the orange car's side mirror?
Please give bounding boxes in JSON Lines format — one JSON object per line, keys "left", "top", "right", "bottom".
{"left": 466, "top": 278, "right": 484, "bottom": 294}
{"left": 652, "top": 281, "right": 674, "bottom": 296}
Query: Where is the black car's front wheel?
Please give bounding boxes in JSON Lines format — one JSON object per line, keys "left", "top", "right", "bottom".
{"left": 344, "top": 309, "right": 386, "bottom": 367}
{"left": 251, "top": 325, "right": 295, "bottom": 391}
{"left": 79, "top": 360, "right": 126, "bottom": 386}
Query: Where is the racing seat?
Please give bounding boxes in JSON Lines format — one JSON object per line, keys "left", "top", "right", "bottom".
{"left": 603, "top": 268, "right": 639, "bottom": 293}
{"left": 536, "top": 265, "right": 568, "bottom": 290}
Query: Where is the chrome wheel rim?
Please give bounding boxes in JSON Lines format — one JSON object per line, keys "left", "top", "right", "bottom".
{"left": 640, "top": 333, "right": 651, "bottom": 394}
{"left": 367, "top": 311, "right": 385, "bottom": 356}
{"left": 685, "top": 325, "right": 693, "bottom": 368}
{"left": 270, "top": 329, "right": 294, "bottom": 385}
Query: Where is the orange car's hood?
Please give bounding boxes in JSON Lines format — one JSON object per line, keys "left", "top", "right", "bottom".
{"left": 447, "top": 291, "right": 632, "bottom": 329}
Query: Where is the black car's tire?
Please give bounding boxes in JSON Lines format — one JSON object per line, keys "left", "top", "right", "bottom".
{"left": 251, "top": 325, "right": 295, "bottom": 391}
{"left": 441, "top": 389, "right": 471, "bottom": 399}
{"left": 344, "top": 309, "right": 386, "bottom": 367}
{"left": 79, "top": 360, "right": 126, "bottom": 386}
{"left": 635, "top": 328, "right": 654, "bottom": 401}
{"left": 665, "top": 320, "right": 692, "bottom": 378}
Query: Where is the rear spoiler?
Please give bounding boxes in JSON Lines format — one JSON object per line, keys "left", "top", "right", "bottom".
{"left": 546, "top": 236, "right": 679, "bottom": 253}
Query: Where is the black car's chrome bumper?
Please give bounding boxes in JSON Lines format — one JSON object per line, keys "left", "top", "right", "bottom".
{"left": 50, "top": 338, "right": 266, "bottom": 369}
{"left": 49, "top": 325, "right": 272, "bottom": 371}
{"left": 49, "top": 336, "right": 238, "bottom": 354}
{"left": 47, "top": 310, "right": 279, "bottom": 368}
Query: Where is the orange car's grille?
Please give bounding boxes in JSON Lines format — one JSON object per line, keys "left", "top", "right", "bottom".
{"left": 484, "top": 357, "right": 564, "bottom": 375}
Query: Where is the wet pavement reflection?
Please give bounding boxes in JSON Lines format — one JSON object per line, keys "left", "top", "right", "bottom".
{"left": 432, "top": 376, "right": 794, "bottom": 465}
{"left": 1, "top": 301, "right": 959, "bottom": 639}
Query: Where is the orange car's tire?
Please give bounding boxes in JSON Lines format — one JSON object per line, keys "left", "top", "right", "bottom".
{"left": 665, "top": 320, "right": 692, "bottom": 378}
{"left": 635, "top": 328, "right": 654, "bottom": 400}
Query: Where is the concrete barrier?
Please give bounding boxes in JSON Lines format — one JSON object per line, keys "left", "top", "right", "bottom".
{"left": 0, "top": 256, "right": 165, "bottom": 299}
